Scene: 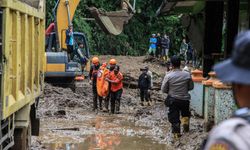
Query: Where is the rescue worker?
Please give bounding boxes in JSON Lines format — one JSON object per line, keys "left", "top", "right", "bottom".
{"left": 103, "top": 59, "right": 117, "bottom": 112}
{"left": 106, "top": 65, "right": 123, "bottom": 114}
{"left": 138, "top": 67, "right": 151, "bottom": 106}
{"left": 202, "top": 31, "right": 250, "bottom": 150}
{"left": 89, "top": 57, "right": 103, "bottom": 112}
{"left": 65, "top": 25, "right": 74, "bottom": 60}
{"left": 161, "top": 55, "right": 194, "bottom": 140}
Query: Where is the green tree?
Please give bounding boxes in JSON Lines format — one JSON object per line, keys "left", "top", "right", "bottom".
{"left": 46, "top": 0, "right": 186, "bottom": 56}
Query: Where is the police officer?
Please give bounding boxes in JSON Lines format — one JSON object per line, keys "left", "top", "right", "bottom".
{"left": 203, "top": 31, "right": 250, "bottom": 150}
{"left": 161, "top": 55, "right": 194, "bottom": 140}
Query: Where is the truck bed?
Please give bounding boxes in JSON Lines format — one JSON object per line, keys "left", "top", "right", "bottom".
{"left": 0, "top": 0, "right": 45, "bottom": 120}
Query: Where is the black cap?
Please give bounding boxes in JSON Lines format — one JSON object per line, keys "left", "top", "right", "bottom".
{"left": 214, "top": 31, "right": 250, "bottom": 84}
{"left": 170, "top": 55, "right": 181, "bottom": 67}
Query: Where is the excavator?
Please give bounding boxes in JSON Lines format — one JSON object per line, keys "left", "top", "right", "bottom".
{"left": 45, "top": 0, "right": 90, "bottom": 92}
{"left": 44, "top": 0, "right": 135, "bottom": 92}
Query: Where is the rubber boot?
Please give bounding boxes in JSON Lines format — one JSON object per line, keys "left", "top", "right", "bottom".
{"left": 181, "top": 117, "right": 190, "bottom": 132}
{"left": 173, "top": 133, "right": 181, "bottom": 141}
{"left": 172, "top": 123, "right": 181, "bottom": 141}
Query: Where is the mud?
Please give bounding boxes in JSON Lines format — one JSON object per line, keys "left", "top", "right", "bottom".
{"left": 32, "top": 56, "right": 207, "bottom": 150}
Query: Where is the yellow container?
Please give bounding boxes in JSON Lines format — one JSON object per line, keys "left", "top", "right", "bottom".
{"left": 0, "top": 0, "right": 45, "bottom": 119}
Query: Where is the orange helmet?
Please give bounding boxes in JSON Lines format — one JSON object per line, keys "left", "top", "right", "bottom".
{"left": 109, "top": 59, "right": 117, "bottom": 65}
{"left": 92, "top": 57, "right": 99, "bottom": 64}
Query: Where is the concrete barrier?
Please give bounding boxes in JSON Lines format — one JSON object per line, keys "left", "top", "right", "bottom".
{"left": 202, "top": 72, "right": 217, "bottom": 131}
{"left": 190, "top": 69, "right": 205, "bottom": 117}
{"left": 213, "top": 81, "right": 237, "bottom": 125}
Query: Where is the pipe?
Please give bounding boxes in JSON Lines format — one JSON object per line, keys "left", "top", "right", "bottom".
{"left": 65, "top": 0, "right": 72, "bottom": 26}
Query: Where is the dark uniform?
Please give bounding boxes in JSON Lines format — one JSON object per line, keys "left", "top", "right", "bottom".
{"left": 138, "top": 70, "right": 151, "bottom": 105}
{"left": 156, "top": 34, "right": 162, "bottom": 58}
{"left": 203, "top": 108, "right": 250, "bottom": 150}
{"left": 89, "top": 64, "right": 102, "bottom": 111}
{"left": 202, "top": 31, "right": 250, "bottom": 150}
{"left": 161, "top": 68, "right": 194, "bottom": 138}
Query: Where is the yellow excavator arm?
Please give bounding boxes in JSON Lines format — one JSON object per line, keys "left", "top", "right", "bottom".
{"left": 56, "top": 0, "right": 80, "bottom": 50}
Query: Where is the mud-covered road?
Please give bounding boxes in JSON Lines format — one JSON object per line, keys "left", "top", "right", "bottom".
{"left": 32, "top": 56, "right": 207, "bottom": 150}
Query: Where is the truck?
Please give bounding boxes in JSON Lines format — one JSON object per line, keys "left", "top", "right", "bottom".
{"left": 0, "top": 0, "right": 45, "bottom": 149}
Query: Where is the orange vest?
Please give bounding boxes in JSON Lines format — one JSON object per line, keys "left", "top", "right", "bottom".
{"left": 109, "top": 71, "right": 123, "bottom": 92}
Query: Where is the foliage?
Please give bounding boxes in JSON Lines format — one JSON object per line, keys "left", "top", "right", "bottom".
{"left": 46, "top": 0, "right": 186, "bottom": 56}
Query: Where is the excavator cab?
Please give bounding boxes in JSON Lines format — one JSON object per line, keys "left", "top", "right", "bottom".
{"left": 45, "top": 31, "right": 90, "bottom": 78}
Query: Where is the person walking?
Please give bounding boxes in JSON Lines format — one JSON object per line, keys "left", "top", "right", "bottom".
{"left": 106, "top": 65, "right": 123, "bottom": 114}
{"left": 103, "top": 59, "right": 117, "bottom": 112}
{"left": 138, "top": 67, "right": 151, "bottom": 106}
{"left": 161, "top": 55, "right": 194, "bottom": 140}
{"left": 149, "top": 34, "right": 157, "bottom": 57}
{"left": 202, "top": 31, "right": 250, "bottom": 150}
{"left": 65, "top": 25, "right": 74, "bottom": 60}
{"left": 161, "top": 34, "right": 170, "bottom": 61}
{"left": 89, "top": 57, "right": 103, "bottom": 112}
{"left": 179, "top": 38, "right": 188, "bottom": 63}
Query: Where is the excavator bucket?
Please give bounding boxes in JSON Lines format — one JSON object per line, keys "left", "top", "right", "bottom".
{"left": 89, "top": 7, "right": 133, "bottom": 35}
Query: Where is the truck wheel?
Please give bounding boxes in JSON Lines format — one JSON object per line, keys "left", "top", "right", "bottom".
{"left": 12, "top": 122, "right": 31, "bottom": 150}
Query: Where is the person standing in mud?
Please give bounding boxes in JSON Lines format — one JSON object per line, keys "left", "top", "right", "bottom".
{"left": 161, "top": 55, "right": 194, "bottom": 140}
{"left": 106, "top": 65, "right": 123, "bottom": 114}
{"left": 138, "top": 67, "right": 151, "bottom": 106}
{"left": 89, "top": 57, "right": 103, "bottom": 112}
{"left": 103, "top": 59, "right": 117, "bottom": 112}
{"left": 149, "top": 34, "right": 157, "bottom": 57}
{"left": 202, "top": 31, "right": 250, "bottom": 150}
{"left": 179, "top": 38, "right": 188, "bottom": 63}
{"left": 156, "top": 33, "right": 162, "bottom": 58}
{"left": 161, "top": 34, "right": 170, "bottom": 61}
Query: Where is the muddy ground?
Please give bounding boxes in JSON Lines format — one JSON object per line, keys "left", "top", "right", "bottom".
{"left": 32, "top": 56, "right": 207, "bottom": 150}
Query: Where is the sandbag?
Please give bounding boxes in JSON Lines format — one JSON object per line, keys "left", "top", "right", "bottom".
{"left": 97, "top": 67, "right": 110, "bottom": 97}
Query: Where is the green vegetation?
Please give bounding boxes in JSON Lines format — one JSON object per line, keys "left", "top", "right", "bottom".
{"left": 46, "top": 0, "right": 186, "bottom": 56}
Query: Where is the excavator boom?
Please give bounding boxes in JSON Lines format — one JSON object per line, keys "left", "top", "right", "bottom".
{"left": 56, "top": 0, "right": 80, "bottom": 50}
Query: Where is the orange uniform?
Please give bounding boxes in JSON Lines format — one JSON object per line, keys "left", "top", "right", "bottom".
{"left": 108, "top": 71, "right": 123, "bottom": 92}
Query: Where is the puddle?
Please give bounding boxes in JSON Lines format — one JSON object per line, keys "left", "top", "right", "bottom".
{"left": 45, "top": 134, "right": 169, "bottom": 150}
{"left": 40, "top": 114, "right": 171, "bottom": 150}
